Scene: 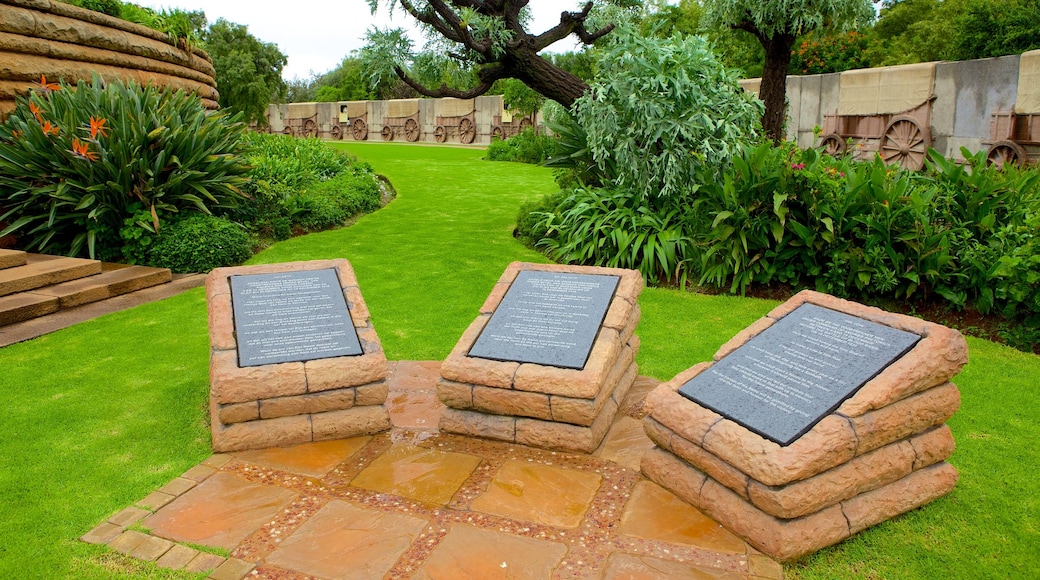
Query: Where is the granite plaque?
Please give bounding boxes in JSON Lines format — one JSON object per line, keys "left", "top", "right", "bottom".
{"left": 468, "top": 271, "right": 620, "bottom": 370}
{"left": 678, "top": 303, "right": 920, "bottom": 446}
{"left": 230, "top": 268, "right": 362, "bottom": 367}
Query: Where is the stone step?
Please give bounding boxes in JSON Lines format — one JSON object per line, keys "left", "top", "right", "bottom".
{"left": 0, "top": 249, "right": 27, "bottom": 270}
{"left": 32, "top": 263, "right": 173, "bottom": 309}
{"left": 0, "top": 255, "right": 102, "bottom": 298}
{"left": 0, "top": 293, "right": 59, "bottom": 326}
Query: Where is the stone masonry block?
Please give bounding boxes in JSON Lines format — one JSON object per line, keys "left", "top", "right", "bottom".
{"left": 210, "top": 349, "right": 307, "bottom": 405}
{"left": 259, "top": 389, "right": 355, "bottom": 419}
{"left": 644, "top": 369, "right": 720, "bottom": 446}
{"left": 344, "top": 286, "right": 370, "bottom": 327}
{"left": 910, "top": 425, "right": 956, "bottom": 470}
{"left": 217, "top": 401, "right": 259, "bottom": 425}
{"left": 207, "top": 292, "right": 235, "bottom": 351}
{"left": 640, "top": 446, "right": 707, "bottom": 507}
{"left": 747, "top": 440, "right": 916, "bottom": 519}
{"left": 479, "top": 282, "right": 511, "bottom": 314}
{"left": 333, "top": 261, "right": 359, "bottom": 288}
{"left": 515, "top": 394, "right": 617, "bottom": 453}
{"left": 472, "top": 385, "right": 553, "bottom": 421}
{"left": 838, "top": 325, "right": 967, "bottom": 417}
{"left": 312, "top": 405, "right": 391, "bottom": 441}
{"left": 644, "top": 416, "right": 751, "bottom": 501}
{"left": 441, "top": 315, "right": 520, "bottom": 389}
{"left": 436, "top": 379, "right": 474, "bottom": 409}
{"left": 701, "top": 414, "right": 859, "bottom": 488}
{"left": 211, "top": 414, "right": 312, "bottom": 453}
{"left": 355, "top": 381, "right": 389, "bottom": 406}
{"left": 602, "top": 297, "right": 636, "bottom": 331}
{"left": 513, "top": 327, "right": 621, "bottom": 399}
{"left": 849, "top": 382, "right": 961, "bottom": 455}
{"left": 551, "top": 345, "right": 636, "bottom": 426}
{"left": 356, "top": 326, "right": 385, "bottom": 355}
{"left": 841, "top": 462, "right": 959, "bottom": 534}
{"left": 305, "top": 352, "right": 388, "bottom": 393}
{"left": 440, "top": 407, "right": 516, "bottom": 442}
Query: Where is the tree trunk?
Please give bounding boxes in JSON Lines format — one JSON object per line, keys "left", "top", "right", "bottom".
{"left": 759, "top": 34, "right": 797, "bottom": 143}
{"left": 508, "top": 49, "right": 589, "bottom": 109}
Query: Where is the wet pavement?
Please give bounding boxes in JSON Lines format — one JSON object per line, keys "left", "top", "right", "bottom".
{"left": 83, "top": 361, "right": 784, "bottom": 580}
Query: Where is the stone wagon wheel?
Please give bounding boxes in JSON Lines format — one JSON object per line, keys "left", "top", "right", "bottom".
{"left": 282, "top": 126, "right": 294, "bottom": 137}
{"left": 351, "top": 118, "right": 368, "bottom": 140}
{"left": 434, "top": 125, "right": 447, "bottom": 143}
{"left": 330, "top": 124, "right": 343, "bottom": 140}
{"left": 459, "top": 117, "right": 476, "bottom": 144}
{"left": 819, "top": 133, "right": 847, "bottom": 157}
{"left": 303, "top": 119, "right": 319, "bottom": 138}
{"left": 381, "top": 125, "right": 394, "bottom": 141}
{"left": 404, "top": 118, "right": 421, "bottom": 142}
{"left": 491, "top": 125, "right": 504, "bottom": 140}
{"left": 986, "top": 140, "right": 1028, "bottom": 169}
{"left": 879, "top": 115, "right": 930, "bottom": 171}
{"left": 518, "top": 117, "right": 533, "bottom": 133}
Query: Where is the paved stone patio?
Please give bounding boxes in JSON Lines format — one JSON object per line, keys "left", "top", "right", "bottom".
{"left": 83, "top": 361, "right": 784, "bottom": 580}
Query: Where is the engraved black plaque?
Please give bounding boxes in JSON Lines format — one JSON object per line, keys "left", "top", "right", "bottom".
{"left": 468, "top": 271, "right": 620, "bottom": 370}
{"left": 678, "top": 303, "right": 920, "bottom": 446}
{"left": 230, "top": 269, "right": 362, "bottom": 367}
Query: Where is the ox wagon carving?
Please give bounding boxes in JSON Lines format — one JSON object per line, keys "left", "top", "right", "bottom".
{"left": 984, "top": 49, "right": 1040, "bottom": 168}
{"left": 381, "top": 99, "right": 421, "bottom": 142}
{"left": 333, "top": 101, "right": 369, "bottom": 140}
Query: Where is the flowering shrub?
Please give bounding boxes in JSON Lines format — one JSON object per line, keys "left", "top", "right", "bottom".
{"left": 0, "top": 75, "right": 249, "bottom": 260}
{"left": 789, "top": 31, "right": 874, "bottom": 75}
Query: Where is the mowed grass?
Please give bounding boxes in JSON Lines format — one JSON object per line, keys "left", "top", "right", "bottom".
{"left": 0, "top": 142, "right": 1036, "bottom": 578}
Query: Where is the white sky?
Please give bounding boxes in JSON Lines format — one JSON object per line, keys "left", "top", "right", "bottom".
{"left": 134, "top": 1, "right": 588, "bottom": 80}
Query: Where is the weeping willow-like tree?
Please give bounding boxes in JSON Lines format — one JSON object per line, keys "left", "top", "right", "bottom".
{"left": 703, "top": 0, "right": 875, "bottom": 142}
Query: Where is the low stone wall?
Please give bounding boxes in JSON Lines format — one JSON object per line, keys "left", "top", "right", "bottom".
{"left": 641, "top": 290, "right": 968, "bottom": 562}
{"left": 206, "top": 260, "right": 391, "bottom": 452}
{"left": 0, "top": 0, "right": 218, "bottom": 119}
{"left": 437, "top": 262, "right": 644, "bottom": 454}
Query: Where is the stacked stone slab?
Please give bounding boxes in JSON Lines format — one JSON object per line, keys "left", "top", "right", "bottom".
{"left": 438, "top": 262, "right": 643, "bottom": 454}
{"left": 207, "top": 260, "right": 390, "bottom": 452}
{"left": 640, "top": 290, "right": 968, "bottom": 562}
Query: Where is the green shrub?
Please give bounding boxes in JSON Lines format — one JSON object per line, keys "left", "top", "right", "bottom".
{"left": 242, "top": 132, "right": 352, "bottom": 188}
{"left": 288, "top": 169, "right": 383, "bottom": 232}
{"left": 514, "top": 189, "right": 574, "bottom": 247}
{"left": 147, "top": 215, "right": 252, "bottom": 273}
{"left": 574, "top": 27, "right": 763, "bottom": 202}
{"left": 485, "top": 129, "right": 556, "bottom": 164}
{"left": 64, "top": 0, "right": 122, "bottom": 17}
{"left": 0, "top": 75, "right": 249, "bottom": 260}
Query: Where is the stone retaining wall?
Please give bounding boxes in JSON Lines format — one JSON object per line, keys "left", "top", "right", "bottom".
{"left": 641, "top": 290, "right": 969, "bottom": 562}
{"left": 0, "top": 0, "right": 218, "bottom": 119}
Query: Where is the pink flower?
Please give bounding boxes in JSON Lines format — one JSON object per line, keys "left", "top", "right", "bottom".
{"left": 791, "top": 163, "right": 805, "bottom": 170}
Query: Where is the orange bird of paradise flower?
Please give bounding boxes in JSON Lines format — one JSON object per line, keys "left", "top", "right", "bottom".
{"left": 40, "top": 121, "right": 60, "bottom": 137}
{"left": 39, "top": 75, "right": 61, "bottom": 92}
{"left": 70, "top": 138, "right": 98, "bottom": 161}
{"left": 88, "top": 117, "right": 108, "bottom": 139}
{"left": 28, "top": 101, "right": 43, "bottom": 122}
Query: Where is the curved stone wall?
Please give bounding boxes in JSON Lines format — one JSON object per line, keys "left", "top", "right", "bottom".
{"left": 0, "top": 0, "right": 218, "bottom": 119}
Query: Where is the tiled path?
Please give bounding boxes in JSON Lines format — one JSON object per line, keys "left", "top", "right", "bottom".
{"left": 83, "top": 361, "right": 784, "bottom": 580}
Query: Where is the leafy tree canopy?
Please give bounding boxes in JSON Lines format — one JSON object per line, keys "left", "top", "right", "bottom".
{"left": 204, "top": 18, "right": 287, "bottom": 126}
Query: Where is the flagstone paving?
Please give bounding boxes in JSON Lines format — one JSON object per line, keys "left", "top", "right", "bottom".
{"left": 82, "top": 361, "right": 784, "bottom": 580}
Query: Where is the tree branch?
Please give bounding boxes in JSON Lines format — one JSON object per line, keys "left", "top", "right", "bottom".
{"left": 393, "top": 62, "right": 506, "bottom": 99}
{"left": 531, "top": 2, "right": 612, "bottom": 51}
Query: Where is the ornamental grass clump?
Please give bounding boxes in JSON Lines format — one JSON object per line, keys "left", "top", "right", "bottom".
{"left": 0, "top": 75, "right": 250, "bottom": 260}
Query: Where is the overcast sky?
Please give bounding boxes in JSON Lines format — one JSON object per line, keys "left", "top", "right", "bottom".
{"left": 134, "top": 1, "right": 588, "bottom": 80}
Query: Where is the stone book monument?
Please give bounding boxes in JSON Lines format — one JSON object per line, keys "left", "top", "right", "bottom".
{"left": 641, "top": 290, "right": 968, "bottom": 561}
{"left": 438, "top": 262, "right": 644, "bottom": 453}
{"left": 206, "top": 260, "right": 391, "bottom": 452}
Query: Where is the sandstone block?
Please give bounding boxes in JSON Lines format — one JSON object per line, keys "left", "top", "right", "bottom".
{"left": 439, "top": 408, "right": 516, "bottom": 442}
{"left": 645, "top": 416, "right": 752, "bottom": 501}
{"left": 842, "top": 461, "right": 959, "bottom": 534}
{"left": 616, "top": 270, "right": 645, "bottom": 302}
{"left": 479, "top": 282, "right": 511, "bottom": 314}
{"left": 849, "top": 382, "right": 960, "bottom": 455}
{"left": 515, "top": 396, "right": 616, "bottom": 453}
{"left": 644, "top": 375, "right": 721, "bottom": 446}
{"left": 312, "top": 405, "right": 391, "bottom": 441}
{"left": 602, "top": 296, "right": 636, "bottom": 331}
{"left": 356, "top": 326, "right": 385, "bottom": 355}
{"left": 210, "top": 349, "right": 307, "bottom": 405}
{"left": 747, "top": 441, "right": 916, "bottom": 519}
{"left": 838, "top": 325, "right": 967, "bottom": 417}
{"left": 304, "top": 352, "right": 387, "bottom": 393}
{"left": 344, "top": 285, "right": 370, "bottom": 327}
{"left": 211, "top": 415, "right": 312, "bottom": 453}
{"left": 354, "top": 381, "right": 389, "bottom": 406}
{"left": 550, "top": 349, "right": 635, "bottom": 426}
{"left": 259, "top": 389, "right": 355, "bottom": 419}
{"left": 436, "top": 379, "right": 473, "bottom": 409}
{"left": 701, "top": 414, "right": 858, "bottom": 487}
{"left": 217, "top": 401, "right": 259, "bottom": 425}
{"left": 472, "top": 385, "right": 552, "bottom": 421}
{"left": 640, "top": 446, "right": 707, "bottom": 505}
{"left": 333, "top": 260, "right": 359, "bottom": 288}
{"left": 767, "top": 290, "right": 935, "bottom": 336}
{"left": 513, "top": 363, "right": 597, "bottom": 398}
{"left": 207, "top": 292, "right": 235, "bottom": 351}
{"left": 441, "top": 315, "right": 519, "bottom": 389}
{"left": 713, "top": 316, "right": 775, "bottom": 361}
{"left": 205, "top": 268, "right": 231, "bottom": 298}
{"left": 619, "top": 307, "right": 641, "bottom": 346}
{"left": 910, "top": 425, "right": 956, "bottom": 470}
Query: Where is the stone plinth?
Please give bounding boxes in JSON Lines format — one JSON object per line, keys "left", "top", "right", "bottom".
{"left": 641, "top": 290, "right": 968, "bottom": 562}
{"left": 438, "top": 262, "right": 643, "bottom": 453}
{"left": 207, "top": 260, "right": 390, "bottom": 452}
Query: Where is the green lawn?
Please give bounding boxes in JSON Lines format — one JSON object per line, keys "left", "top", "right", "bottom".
{"left": 0, "top": 143, "right": 1036, "bottom": 579}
